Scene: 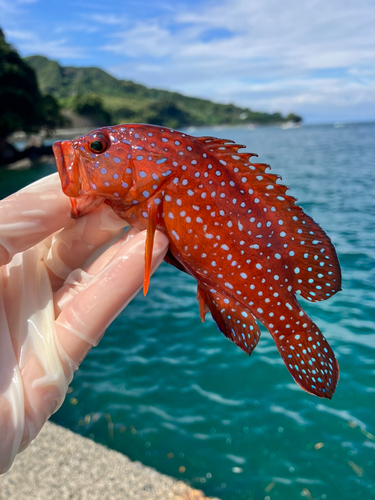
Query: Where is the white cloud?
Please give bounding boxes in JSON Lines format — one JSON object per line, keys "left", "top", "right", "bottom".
{"left": 54, "top": 23, "right": 98, "bottom": 35}
{"left": 103, "top": 23, "right": 173, "bottom": 57}
{"left": 103, "top": 0, "right": 375, "bottom": 122}
{"left": 4, "top": 29, "right": 87, "bottom": 59}
{"left": 0, "top": 0, "right": 37, "bottom": 12}
{"left": 88, "top": 13, "right": 128, "bottom": 25}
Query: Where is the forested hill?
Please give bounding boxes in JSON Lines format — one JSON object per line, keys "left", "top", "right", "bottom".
{"left": 25, "top": 55, "right": 301, "bottom": 129}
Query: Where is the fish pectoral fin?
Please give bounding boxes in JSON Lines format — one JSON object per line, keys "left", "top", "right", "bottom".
{"left": 143, "top": 203, "right": 159, "bottom": 295}
{"left": 271, "top": 316, "right": 339, "bottom": 399}
{"left": 198, "top": 285, "right": 261, "bottom": 356}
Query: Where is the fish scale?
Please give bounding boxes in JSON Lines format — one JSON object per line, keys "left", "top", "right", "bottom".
{"left": 53, "top": 123, "right": 341, "bottom": 399}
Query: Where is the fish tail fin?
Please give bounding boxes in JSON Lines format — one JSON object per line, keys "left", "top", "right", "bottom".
{"left": 267, "top": 300, "right": 339, "bottom": 398}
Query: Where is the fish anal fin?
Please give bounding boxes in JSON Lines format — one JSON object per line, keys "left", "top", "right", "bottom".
{"left": 271, "top": 314, "right": 339, "bottom": 399}
{"left": 198, "top": 285, "right": 261, "bottom": 356}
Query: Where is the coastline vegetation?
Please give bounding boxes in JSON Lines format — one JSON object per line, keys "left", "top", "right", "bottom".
{"left": 26, "top": 54, "right": 302, "bottom": 130}
{"left": 0, "top": 29, "right": 65, "bottom": 143}
{"left": 0, "top": 27, "right": 301, "bottom": 166}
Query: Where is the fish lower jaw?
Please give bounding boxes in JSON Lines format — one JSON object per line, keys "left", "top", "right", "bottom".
{"left": 69, "top": 195, "right": 105, "bottom": 218}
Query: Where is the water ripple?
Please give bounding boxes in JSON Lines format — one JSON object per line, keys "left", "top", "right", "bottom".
{"left": 270, "top": 405, "right": 310, "bottom": 426}
{"left": 191, "top": 384, "right": 245, "bottom": 406}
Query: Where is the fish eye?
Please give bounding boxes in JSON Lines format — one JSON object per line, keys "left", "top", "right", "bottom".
{"left": 87, "top": 133, "right": 110, "bottom": 154}
{"left": 89, "top": 140, "right": 106, "bottom": 153}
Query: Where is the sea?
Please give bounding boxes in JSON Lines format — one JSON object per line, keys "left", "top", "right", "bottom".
{"left": 1, "top": 123, "right": 374, "bottom": 500}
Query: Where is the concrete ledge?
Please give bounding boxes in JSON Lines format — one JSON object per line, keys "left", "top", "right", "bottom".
{"left": 0, "top": 422, "right": 220, "bottom": 500}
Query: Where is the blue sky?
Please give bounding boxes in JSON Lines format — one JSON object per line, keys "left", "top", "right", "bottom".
{"left": 1, "top": 0, "right": 375, "bottom": 123}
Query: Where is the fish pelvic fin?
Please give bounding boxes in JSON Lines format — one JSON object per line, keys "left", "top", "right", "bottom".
{"left": 198, "top": 284, "right": 261, "bottom": 356}
{"left": 197, "top": 285, "right": 210, "bottom": 323}
{"left": 164, "top": 249, "right": 189, "bottom": 274}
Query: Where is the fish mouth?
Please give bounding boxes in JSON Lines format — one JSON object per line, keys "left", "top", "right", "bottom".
{"left": 53, "top": 141, "right": 81, "bottom": 198}
{"left": 53, "top": 140, "right": 105, "bottom": 218}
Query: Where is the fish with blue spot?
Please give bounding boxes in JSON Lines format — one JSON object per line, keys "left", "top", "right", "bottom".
{"left": 53, "top": 124, "right": 341, "bottom": 399}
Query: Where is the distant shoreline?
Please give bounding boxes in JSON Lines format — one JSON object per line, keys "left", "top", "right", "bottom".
{"left": 10, "top": 120, "right": 374, "bottom": 145}
{"left": 10, "top": 121, "right": 298, "bottom": 141}
{"left": 4, "top": 121, "right": 373, "bottom": 170}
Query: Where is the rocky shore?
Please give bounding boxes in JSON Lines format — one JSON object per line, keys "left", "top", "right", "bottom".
{"left": 0, "top": 127, "right": 93, "bottom": 169}
{"left": 0, "top": 422, "right": 220, "bottom": 500}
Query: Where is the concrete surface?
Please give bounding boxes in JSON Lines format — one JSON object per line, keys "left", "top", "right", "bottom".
{"left": 0, "top": 422, "right": 220, "bottom": 500}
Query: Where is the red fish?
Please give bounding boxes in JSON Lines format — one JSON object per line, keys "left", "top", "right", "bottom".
{"left": 53, "top": 124, "right": 341, "bottom": 399}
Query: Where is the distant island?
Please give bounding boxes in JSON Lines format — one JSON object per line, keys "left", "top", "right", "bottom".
{"left": 25, "top": 55, "right": 302, "bottom": 130}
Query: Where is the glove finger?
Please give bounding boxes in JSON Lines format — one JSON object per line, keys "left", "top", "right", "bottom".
{"left": 45, "top": 204, "right": 128, "bottom": 290}
{"left": 54, "top": 230, "right": 169, "bottom": 366}
{"left": 53, "top": 227, "right": 141, "bottom": 315}
{"left": 0, "top": 173, "right": 71, "bottom": 266}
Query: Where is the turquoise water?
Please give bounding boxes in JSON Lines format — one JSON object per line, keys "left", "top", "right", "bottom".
{"left": 1, "top": 123, "right": 374, "bottom": 499}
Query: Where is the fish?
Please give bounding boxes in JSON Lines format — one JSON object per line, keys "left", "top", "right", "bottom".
{"left": 53, "top": 124, "right": 341, "bottom": 399}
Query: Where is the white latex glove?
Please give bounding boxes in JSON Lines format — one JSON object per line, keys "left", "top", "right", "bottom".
{"left": 0, "top": 173, "right": 169, "bottom": 473}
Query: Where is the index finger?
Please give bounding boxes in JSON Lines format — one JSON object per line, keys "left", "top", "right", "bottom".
{"left": 0, "top": 173, "right": 71, "bottom": 266}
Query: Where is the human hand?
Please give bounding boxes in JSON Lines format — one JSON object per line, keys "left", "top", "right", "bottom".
{"left": 0, "top": 173, "right": 169, "bottom": 473}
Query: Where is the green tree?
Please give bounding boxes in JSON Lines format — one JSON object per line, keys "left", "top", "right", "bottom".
{"left": 141, "top": 100, "right": 194, "bottom": 129}
{"left": 0, "top": 28, "right": 64, "bottom": 141}
{"left": 71, "top": 94, "right": 111, "bottom": 124}
{"left": 111, "top": 105, "right": 137, "bottom": 124}
{"left": 286, "top": 113, "right": 302, "bottom": 123}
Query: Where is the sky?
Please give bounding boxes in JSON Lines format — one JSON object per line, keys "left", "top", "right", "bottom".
{"left": 1, "top": 0, "right": 375, "bottom": 124}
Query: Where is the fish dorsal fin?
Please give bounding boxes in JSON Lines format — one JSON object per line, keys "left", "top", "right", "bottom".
{"left": 194, "top": 136, "right": 342, "bottom": 302}
{"left": 197, "top": 284, "right": 261, "bottom": 356}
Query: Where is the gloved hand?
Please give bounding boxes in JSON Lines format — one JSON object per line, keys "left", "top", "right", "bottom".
{"left": 0, "top": 173, "right": 169, "bottom": 473}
